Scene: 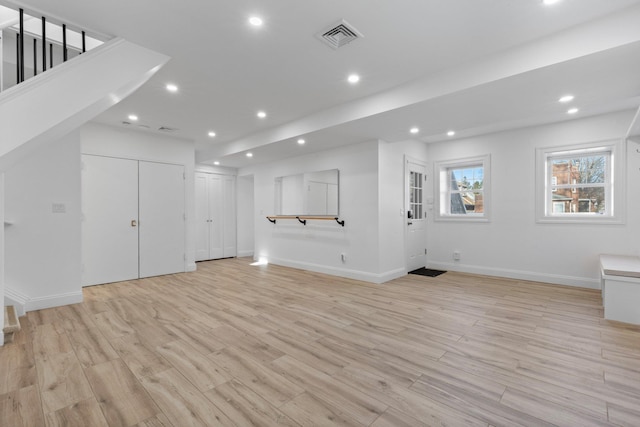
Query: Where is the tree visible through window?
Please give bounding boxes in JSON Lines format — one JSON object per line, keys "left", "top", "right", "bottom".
{"left": 436, "top": 155, "right": 490, "bottom": 221}
{"left": 536, "top": 140, "right": 624, "bottom": 223}
{"left": 548, "top": 152, "right": 608, "bottom": 215}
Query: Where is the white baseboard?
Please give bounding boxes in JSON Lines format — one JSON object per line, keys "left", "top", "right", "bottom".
{"left": 25, "top": 291, "right": 83, "bottom": 312}
{"left": 427, "top": 262, "right": 601, "bottom": 289}
{"left": 186, "top": 262, "right": 197, "bottom": 272}
{"left": 4, "top": 286, "right": 29, "bottom": 316}
{"left": 6, "top": 286, "right": 84, "bottom": 314}
{"left": 268, "top": 257, "right": 405, "bottom": 284}
{"left": 237, "top": 250, "right": 254, "bottom": 258}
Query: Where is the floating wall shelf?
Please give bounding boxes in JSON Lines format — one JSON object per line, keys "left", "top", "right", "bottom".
{"left": 266, "top": 215, "right": 345, "bottom": 227}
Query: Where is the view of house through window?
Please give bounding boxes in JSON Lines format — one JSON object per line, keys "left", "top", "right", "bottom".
{"left": 449, "top": 165, "right": 484, "bottom": 214}
{"left": 548, "top": 152, "right": 608, "bottom": 214}
{"left": 536, "top": 140, "right": 623, "bottom": 224}
{"left": 435, "top": 154, "right": 490, "bottom": 221}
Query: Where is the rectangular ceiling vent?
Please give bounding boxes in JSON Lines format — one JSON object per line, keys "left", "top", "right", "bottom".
{"left": 316, "top": 19, "right": 363, "bottom": 50}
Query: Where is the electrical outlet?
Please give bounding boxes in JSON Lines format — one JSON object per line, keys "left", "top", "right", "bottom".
{"left": 453, "top": 251, "right": 461, "bottom": 261}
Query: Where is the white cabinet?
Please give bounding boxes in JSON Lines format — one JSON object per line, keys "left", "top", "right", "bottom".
{"left": 600, "top": 254, "right": 640, "bottom": 325}
{"left": 195, "top": 172, "right": 236, "bottom": 261}
{"left": 82, "top": 155, "right": 186, "bottom": 286}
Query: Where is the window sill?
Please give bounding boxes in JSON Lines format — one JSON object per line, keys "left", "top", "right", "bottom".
{"left": 434, "top": 215, "right": 490, "bottom": 223}
{"left": 536, "top": 215, "right": 624, "bottom": 225}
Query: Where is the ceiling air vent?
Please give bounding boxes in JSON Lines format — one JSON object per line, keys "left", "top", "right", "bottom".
{"left": 316, "top": 19, "right": 363, "bottom": 50}
{"left": 158, "top": 126, "right": 177, "bottom": 132}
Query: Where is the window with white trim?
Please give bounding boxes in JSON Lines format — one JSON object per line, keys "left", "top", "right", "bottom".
{"left": 435, "top": 155, "right": 490, "bottom": 221}
{"left": 536, "top": 140, "right": 624, "bottom": 223}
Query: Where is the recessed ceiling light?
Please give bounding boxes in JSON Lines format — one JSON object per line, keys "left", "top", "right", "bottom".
{"left": 447, "top": 130, "right": 456, "bottom": 137}
{"left": 208, "top": 131, "right": 216, "bottom": 137}
{"left": 348, "top": 74, "right": 360, "bottom": 84}
{"left": 249, "top": 16, "right": 263, "bottom": 26}
{"left": 559, "top": 95, "right": 574, "bottom": 103}
{"left": 410, "top": 127, "right": 419, "bottom": 134}
{"left": 567, "top": 107, "right": 579, "bottom": 114}
{"left": 166, "top": 83, "right": 178, "bottom": 93}
{"left": 543, "top": 0, "right": 561, "bottom": 5}
{"left": 257, "top": 111, "right": 267, "bottom": 119}
{"left": 213, "top": 161, "right": 220, "bottom": 165}
{"left": 297, "top": 139, "right": 306, "bottom": 145}
{"left": 128, "top": 114, "right": 138, "bottom": 121}
{"left": 246, "top": 152, "right": 253, "bottom": 158}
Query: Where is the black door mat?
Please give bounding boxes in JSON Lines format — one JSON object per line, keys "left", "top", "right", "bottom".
{"left": 409, "top": 267, "right": 447, "bottom": 277}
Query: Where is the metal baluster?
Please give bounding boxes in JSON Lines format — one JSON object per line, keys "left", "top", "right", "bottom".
{"left": 19, "top": 8, "right": 24, "bottom": 82}
{"left": 62, "top": 24, "right": 67, "bottom": 62}
{"left": 42, "top": 17, "right": 46, "bottom": 71}
{"left": 33, "top": 38, "right": 37, "bottom": 76}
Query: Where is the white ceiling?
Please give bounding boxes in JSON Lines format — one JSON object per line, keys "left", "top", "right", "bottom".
{"left": 9, "top": 0, "right": 640, "bottom": 168}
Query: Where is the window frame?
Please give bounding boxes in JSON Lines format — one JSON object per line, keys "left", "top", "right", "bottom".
{"left": 434, "top": 154, "right": 491, "bottom": 222}
{"left": 535, "top": 139, "right": 625, "bottom": 224}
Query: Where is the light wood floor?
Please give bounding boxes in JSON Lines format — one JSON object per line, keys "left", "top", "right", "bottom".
{"left": 2, "top": 258, "right": 640, "bottom": 426}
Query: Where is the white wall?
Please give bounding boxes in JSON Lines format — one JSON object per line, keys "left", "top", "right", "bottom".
{"left": 426, "top": 110, "right": 640, "bottom": 288}
{"left": 240, "top": 140, "right": 389, "bottom": 282}
{"left": 5, "top": 131, "right": 82, "bottom": 312}
{"left": 237, "top": 175, "right": 255, "bottom": 258}
{"left": 81, "top": 122, "right": 197, "bottom": 270}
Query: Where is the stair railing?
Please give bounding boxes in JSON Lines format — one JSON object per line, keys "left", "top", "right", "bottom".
{"left": 1, "top": 5, "right": 104, "bottom": 93}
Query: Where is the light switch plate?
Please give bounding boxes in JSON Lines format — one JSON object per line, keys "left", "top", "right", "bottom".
{"left": 52, "top": 203, "right": 66, "bottom": 213}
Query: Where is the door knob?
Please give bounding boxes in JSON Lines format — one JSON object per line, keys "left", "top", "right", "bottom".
{"left": 131, "top": 220, "right": 137, "bottom": 227}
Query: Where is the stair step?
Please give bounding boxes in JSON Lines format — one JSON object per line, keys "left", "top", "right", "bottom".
{"left": 3, "top": 306, "right": 21, "bottom": 343}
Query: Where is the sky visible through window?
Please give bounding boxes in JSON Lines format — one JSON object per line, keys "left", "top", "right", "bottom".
{"left": 452, "top": 166, "right": 483, "bottom": 189}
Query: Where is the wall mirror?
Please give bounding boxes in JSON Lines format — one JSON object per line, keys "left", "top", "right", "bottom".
{"left": 275, "top": 169, "right": 339, "bottom": 216}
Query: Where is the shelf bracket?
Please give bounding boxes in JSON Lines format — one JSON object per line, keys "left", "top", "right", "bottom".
{"left": 335, "top": 217, "right": 345, "bottom": 227}
{"left": 296, "top": 216, "right": 307, "bottom": 225}
{"left": 267, "top": 217, "right": 276, "bottom": 224}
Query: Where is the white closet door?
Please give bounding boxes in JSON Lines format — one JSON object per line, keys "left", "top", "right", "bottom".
{"left": 194, "top": 173, "right": 210, "bottom": 261}
{"left": 223, "top": 175, "right": 237, "bottom": 257}
{"left": 138, "top": 161, "right": 185, "bottom": 278}
{"left": 82, "top": 155, "right": 139, "bottom": 286}
{"left": 208, "top": 174, "right": 224, "bottom": 259}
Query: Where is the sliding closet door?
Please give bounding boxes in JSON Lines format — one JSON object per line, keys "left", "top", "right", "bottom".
{"left": 82, "top": 155, "right": 139, "bottom": 286}
{"left": 138, "top": 161, "right": 186, "bottom": 278}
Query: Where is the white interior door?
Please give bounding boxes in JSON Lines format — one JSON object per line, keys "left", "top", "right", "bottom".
{"left": 406, "top": 158, "right": 427, "bottom": 271}
{"left": 208, "top": 174, "right": 224, "bottom": 259}
{"left": 138, "top": 161, "right": 185, "bottom": 278}
{"left": 195, "top": 173, "right": 210, "bottom": 261}
{"left": 195, "top": 173, "right": 237, "bottom": 261}
{"left": 82, "top": 155, "right": 139, "bottom": 286}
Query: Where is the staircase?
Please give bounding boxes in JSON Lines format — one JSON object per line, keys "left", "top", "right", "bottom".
{"left": 3, "top": 306, "right": 20, "bottom": 343}
{"left": 0, "top": 5, "right": 169, "bottom": 344}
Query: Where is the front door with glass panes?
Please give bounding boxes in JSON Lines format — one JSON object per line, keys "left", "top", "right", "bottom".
{"left": 406, "top": 158, "right": 427, "bottom": 271}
